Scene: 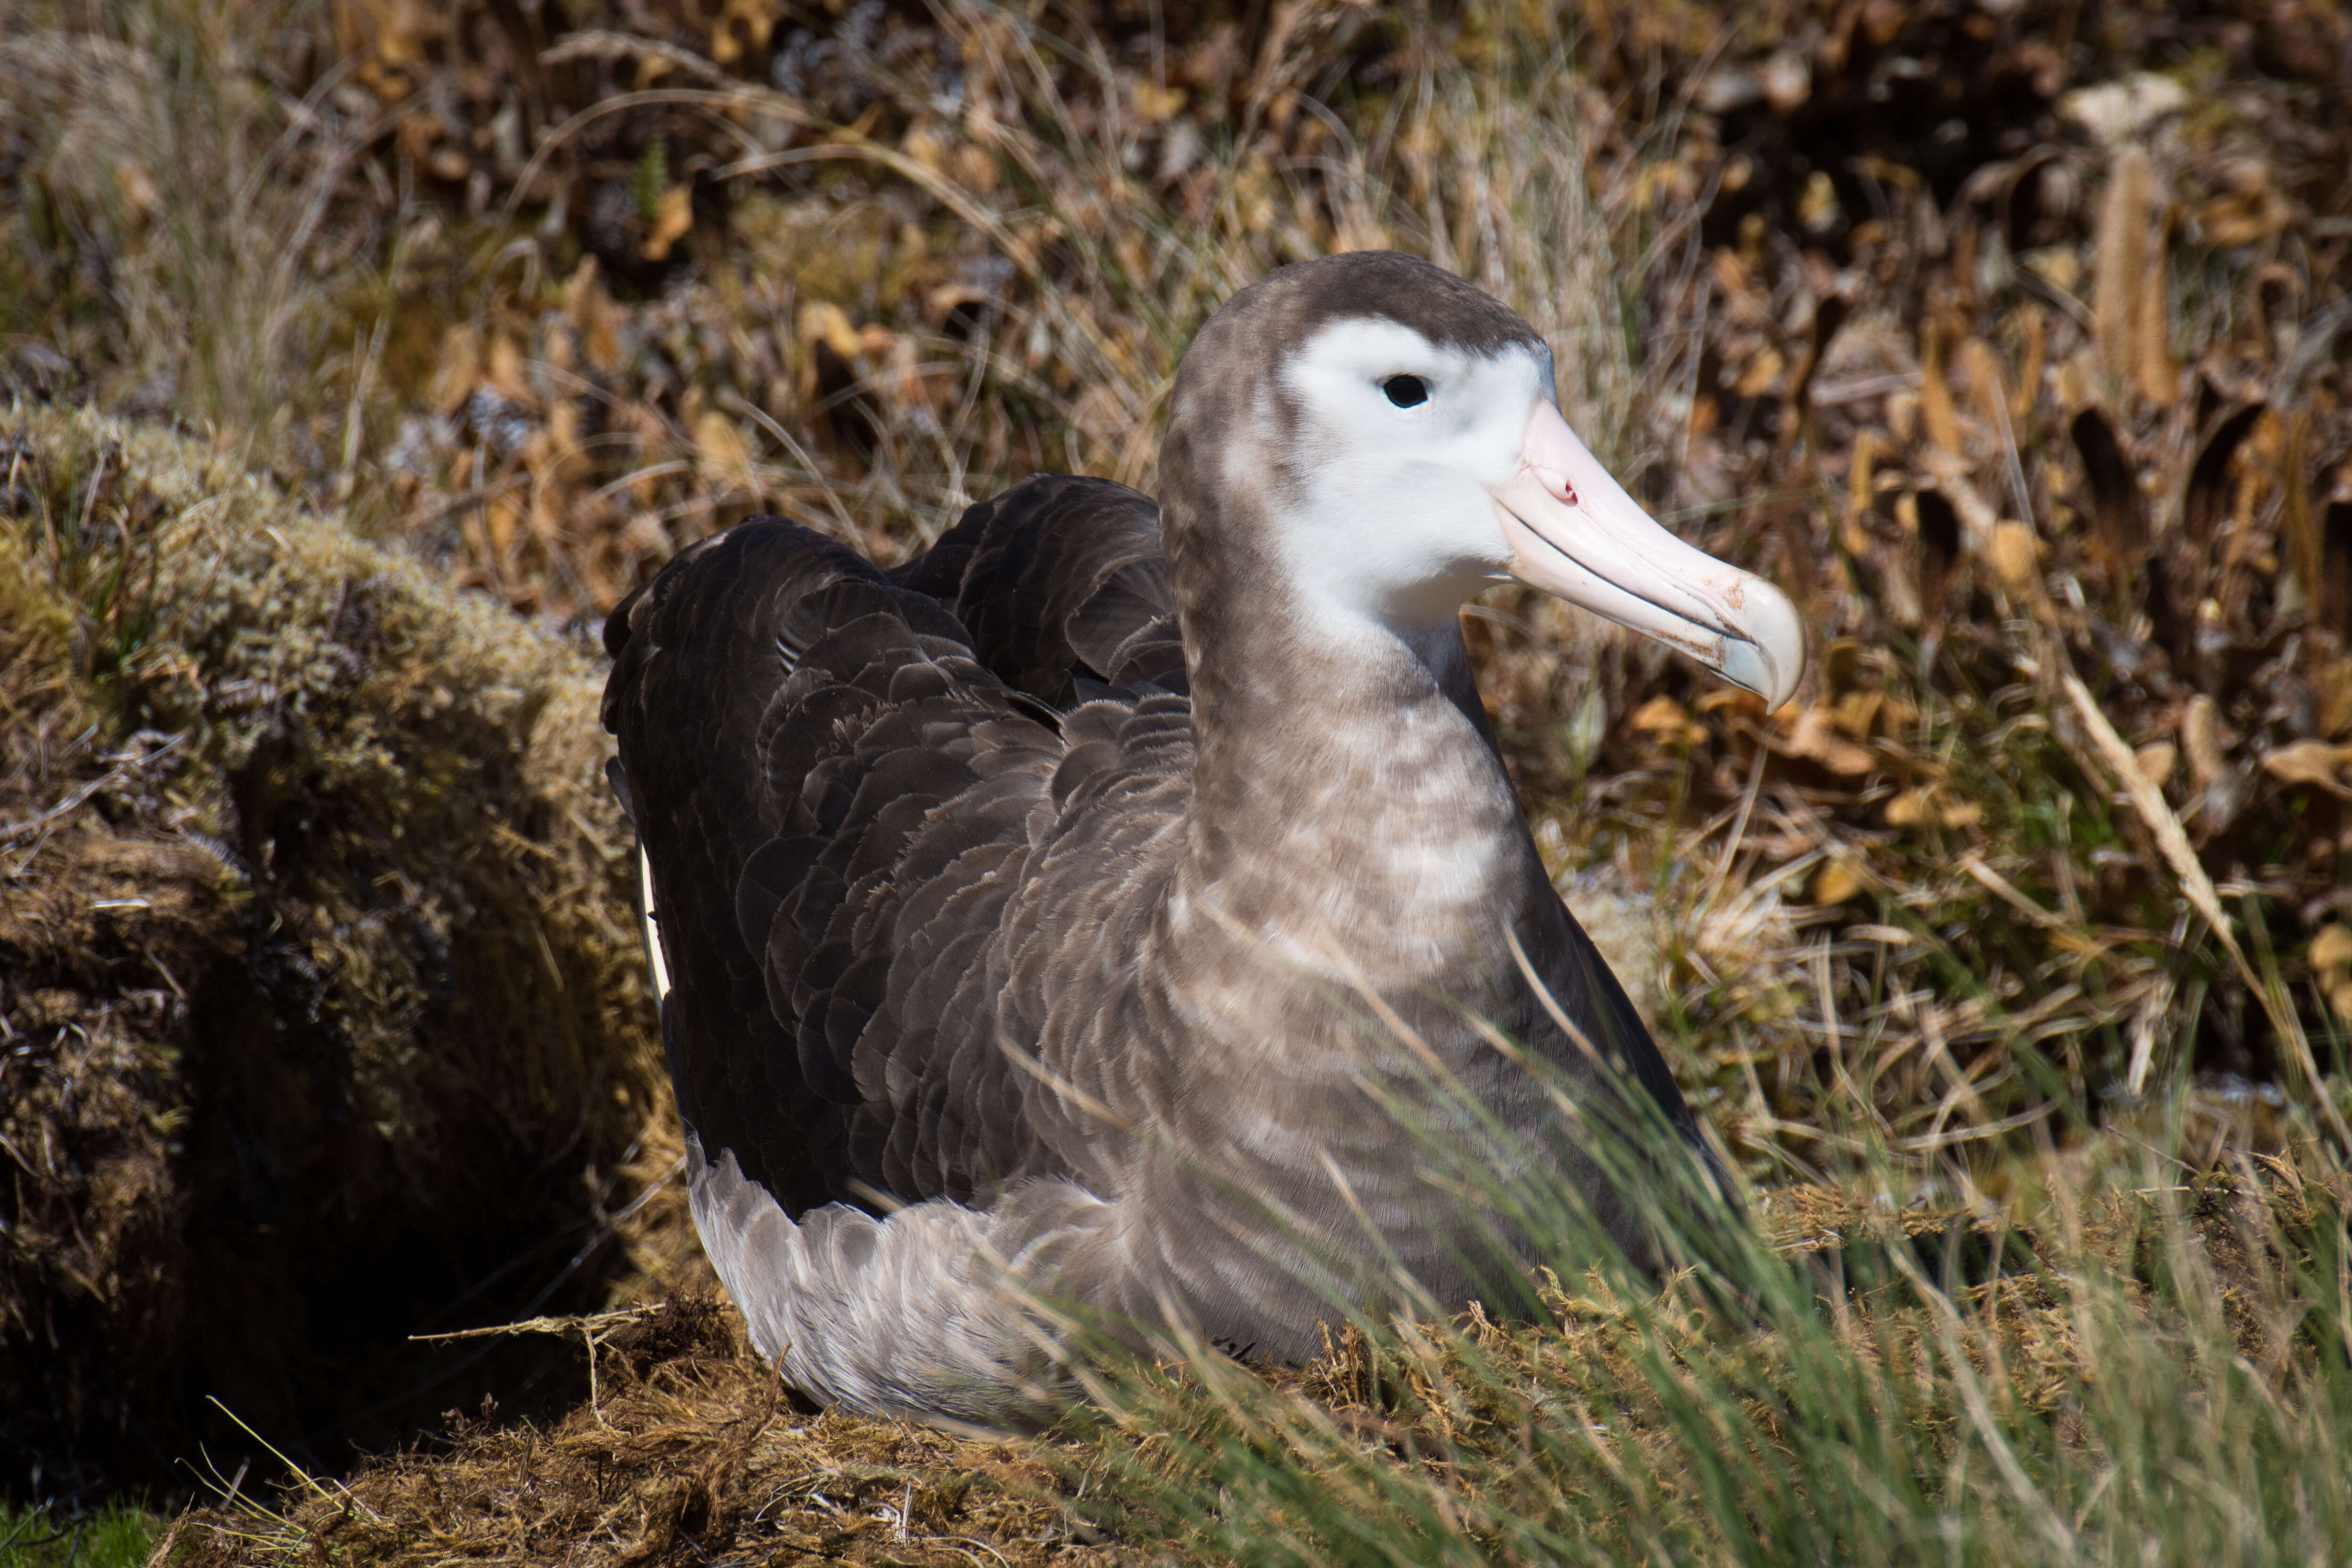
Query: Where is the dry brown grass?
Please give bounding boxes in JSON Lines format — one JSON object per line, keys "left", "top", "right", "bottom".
{"left": 155, "top": 1137, "right": 2352, "bottom": 1566}
{"left": 167, "top": 1296, "right": 1140, "bottom": 1568}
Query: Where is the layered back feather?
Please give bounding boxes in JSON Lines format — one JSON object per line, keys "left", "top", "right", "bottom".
{"left": 605, "top": 479, "right": 1199, "bottom": 1223}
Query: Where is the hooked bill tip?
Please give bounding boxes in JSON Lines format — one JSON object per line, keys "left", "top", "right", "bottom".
{"left": 1714, "top": 638, "right": 1784, "bottom": 709}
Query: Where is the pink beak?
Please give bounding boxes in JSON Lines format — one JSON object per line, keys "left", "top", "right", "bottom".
{"left": 1492, "top": 402, "right": 1804, "bottom": 710}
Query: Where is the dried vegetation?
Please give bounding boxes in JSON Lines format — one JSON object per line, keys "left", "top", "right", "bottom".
{"left": 158, "top": 1145, "right": 2352, "bottom": 1566}
{"left": 2, "top": 0, "right": 2351, "bottom": 1557}
{"left": 0, "top": 409, "right": 679, "bottom": 1491}
{"left": 168, "top": 1297, "right": 1141, "bottom": 1568}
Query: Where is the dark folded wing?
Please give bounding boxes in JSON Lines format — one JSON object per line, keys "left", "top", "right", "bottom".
{"left": 602, "top": 517, "right": 1096, "bottom": 1218}
{"left": 893, "top": 474, "right": 1187, "bottom": 705}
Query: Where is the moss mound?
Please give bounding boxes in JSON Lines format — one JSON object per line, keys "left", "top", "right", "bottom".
{"left": 0, "top": 408, "right": 677, "bottom": 1493}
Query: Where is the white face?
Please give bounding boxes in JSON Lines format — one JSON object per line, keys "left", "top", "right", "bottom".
{"left": 1253, "top": 319, "right": 1547, "bottom": 630}
{"left": 1246, "top": 316, "right": 1806, "bottom": 709}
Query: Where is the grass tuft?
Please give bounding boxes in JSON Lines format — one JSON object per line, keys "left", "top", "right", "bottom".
{"left": 0, "top": 1503, "right": 159, "bottom": 1568}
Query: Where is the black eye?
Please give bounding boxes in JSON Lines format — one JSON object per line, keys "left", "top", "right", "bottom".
{"left": 1382, "top": 374, "right": 1430, "bottom": 408}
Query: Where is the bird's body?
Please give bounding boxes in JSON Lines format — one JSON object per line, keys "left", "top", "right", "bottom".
{"left": 602, "top": 252, "right": 1803, "bottom": 1425}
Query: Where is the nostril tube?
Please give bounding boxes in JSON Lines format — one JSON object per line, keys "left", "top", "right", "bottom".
{"left": 1529, "top": 464, "right": 1577, "bottom": 506}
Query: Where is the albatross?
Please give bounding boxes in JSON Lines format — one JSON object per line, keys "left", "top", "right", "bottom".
{"left": 601, "top": 251, "right": 1804, "bottom": 1425}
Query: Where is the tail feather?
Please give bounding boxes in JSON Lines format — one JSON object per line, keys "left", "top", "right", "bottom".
{"left": 685, "top": 1132, "right": 1104, "bottom": 1427}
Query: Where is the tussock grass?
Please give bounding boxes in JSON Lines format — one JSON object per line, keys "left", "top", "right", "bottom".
{"left": 1054, "top": 1083, "right": 2352, "bottom": 1566}
{"left": 168, "top": 1296, "right": 1138, "bottom": 1568}
{"left": 163, "top": 1118, "right": 2352, "bottom": 1565}
{"left": 0, "top": 0, "right": 380, "bottom": 456}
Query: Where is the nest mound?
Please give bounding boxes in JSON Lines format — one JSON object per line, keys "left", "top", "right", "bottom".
{"left": 165, "top": 1295, "right": 1135, "bottom": 1568}
{"left": 158, "top": 1154, "right": 2351, "bottom": 1568}
{"left": 0, "top": 409, "right": 681, "bottom": 1493}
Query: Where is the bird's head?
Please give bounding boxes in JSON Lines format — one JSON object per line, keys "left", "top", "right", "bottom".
{"left": 1169, "top": 252, "right": 1804, "bottom": 710}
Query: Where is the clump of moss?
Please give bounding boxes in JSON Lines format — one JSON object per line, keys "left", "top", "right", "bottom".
{"left": 0, "top": 408, "right": 681, "bottom": 1493}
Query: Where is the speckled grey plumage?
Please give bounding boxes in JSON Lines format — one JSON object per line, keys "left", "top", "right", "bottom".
{"left": 602, "top": 252, "right": 1711, "bottom": 1424}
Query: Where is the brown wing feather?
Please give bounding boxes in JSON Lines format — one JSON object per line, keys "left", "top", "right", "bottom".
{"left": 608, "top": 521, "right": 1041, "bottom": 1213}
{"left": 603, "top": 507, "right": 1185, "bottom": 1221}
{"left": 893, "top": 475, "right": 1187, "bottom": 703}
